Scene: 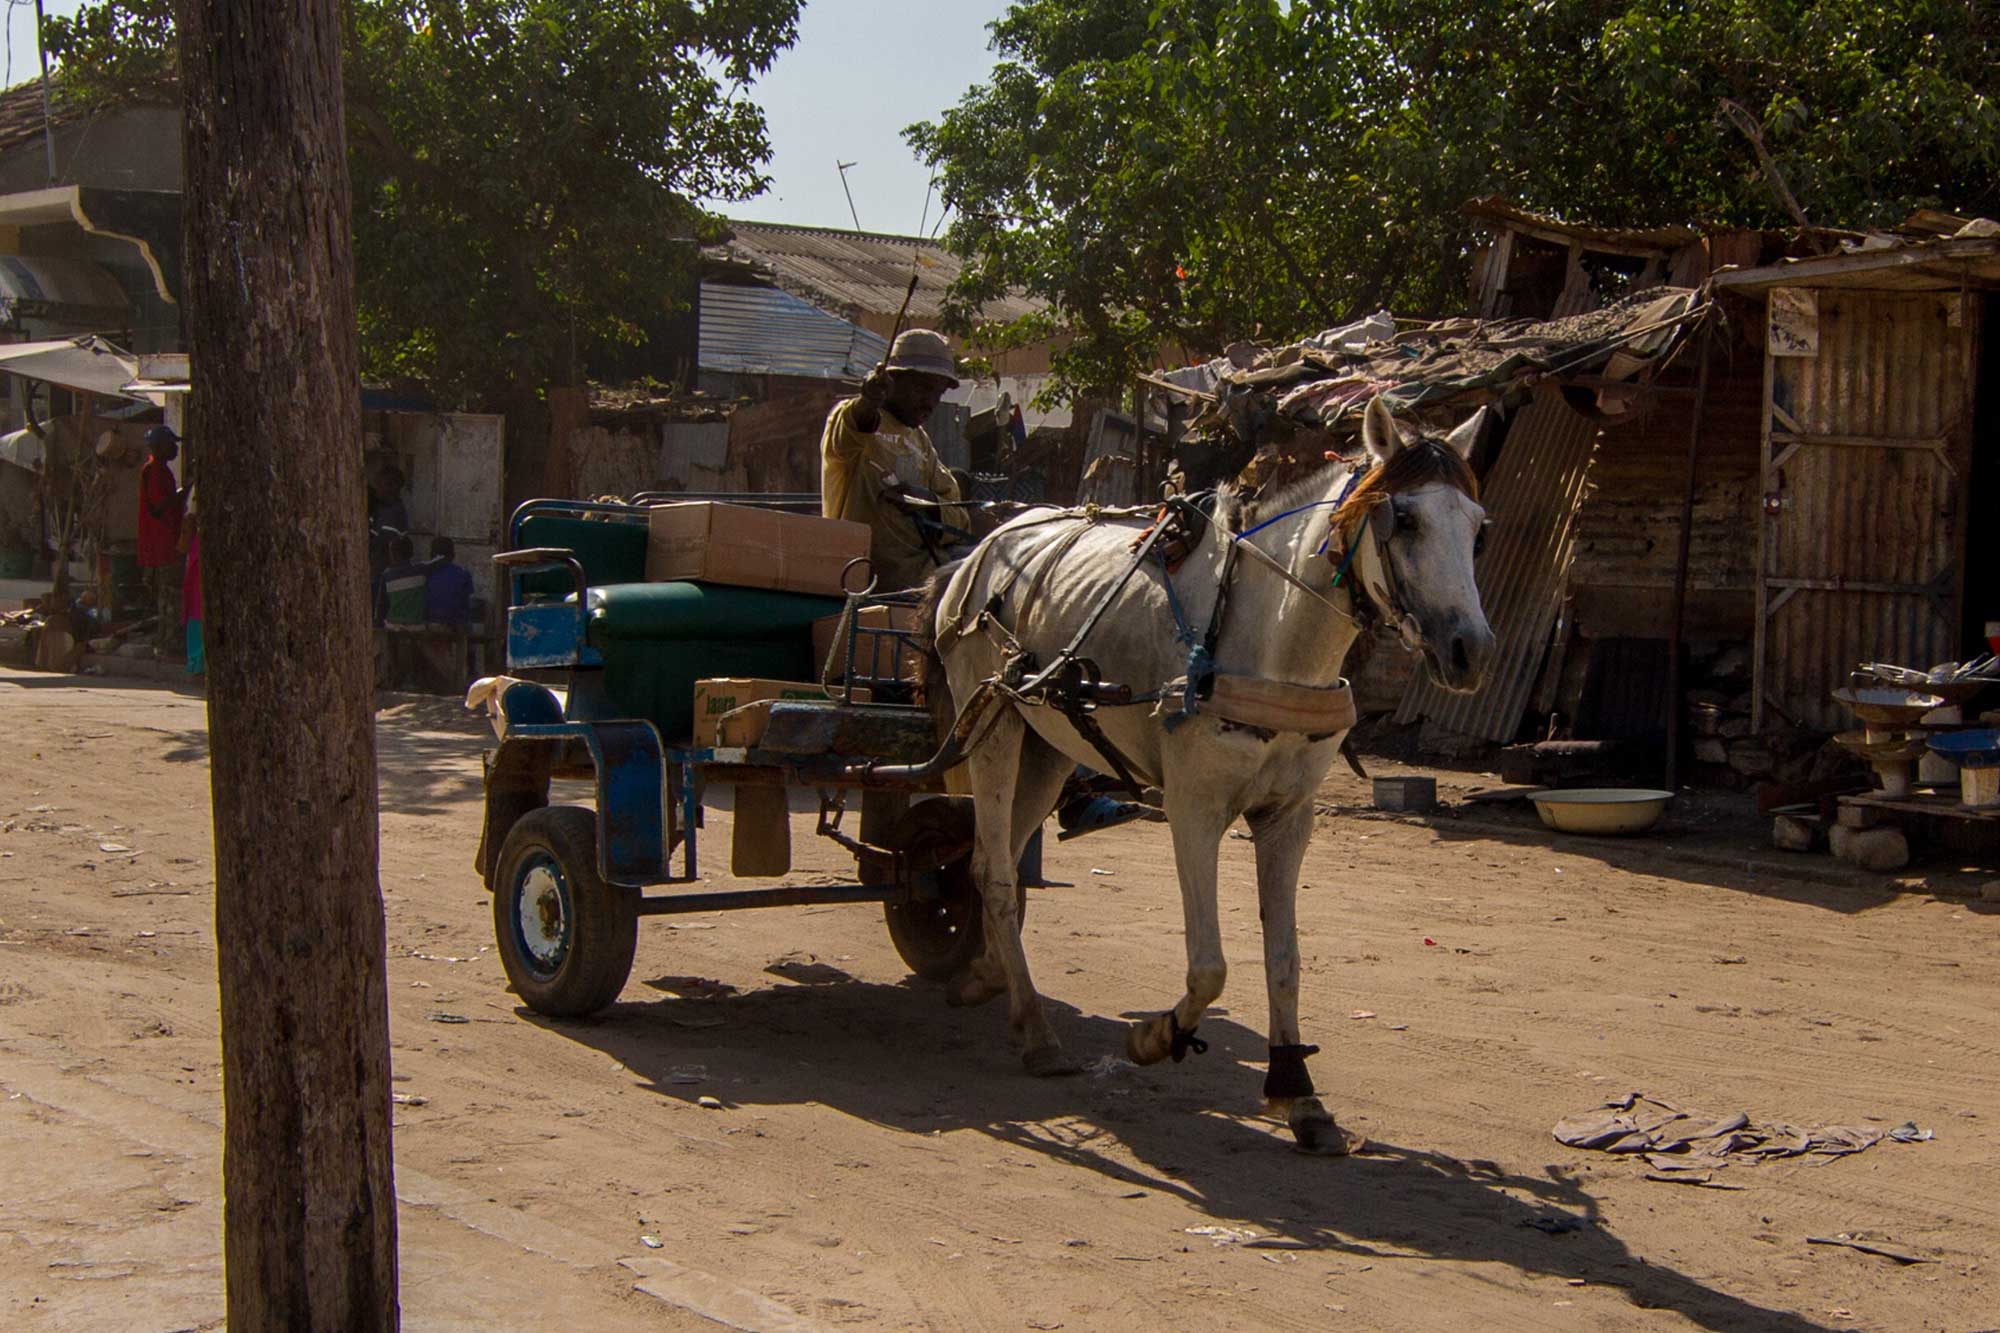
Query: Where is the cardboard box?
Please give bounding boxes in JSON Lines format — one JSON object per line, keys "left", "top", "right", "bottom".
{"left": 812, "top": 605, "right": 924, "bottom": 683}
{"left": 693, "top": 677, "right": 856, "bottom": 748}
{"left": 646, "top": 502, "right": 870, "bottom": 597}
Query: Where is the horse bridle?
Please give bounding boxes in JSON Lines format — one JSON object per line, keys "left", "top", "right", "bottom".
{"left": 1341, "top": 498, "right": 1427, "bottom": 652}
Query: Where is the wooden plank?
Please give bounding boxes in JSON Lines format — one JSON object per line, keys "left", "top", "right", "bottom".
{"left": 1764, "top": 576, "right": 1950, "bottom": 596}
{"left": 1771, "top": 430, "right": 1948, "bottom": 451}
{"left": 1840, "top": 791, "right": 2000, "bottom": 823}
{"left": 1752, "top": 316, "right": 1776, "bottom": 732}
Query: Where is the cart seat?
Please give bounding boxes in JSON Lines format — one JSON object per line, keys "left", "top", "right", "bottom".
{"left": 514, "top": 515, "right": 647, "bottom": 596}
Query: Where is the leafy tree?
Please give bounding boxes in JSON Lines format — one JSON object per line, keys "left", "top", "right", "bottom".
{"left": 913, "top": 0, "right": 2000, "bottom": 399}
{"left": 47, "top": 1, "right": 800, "bottom": 408}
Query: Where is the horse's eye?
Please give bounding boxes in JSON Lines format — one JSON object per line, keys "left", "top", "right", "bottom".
{"left": 1396, "top": 508, "right": 1418, "bottom": 532}
{"left": 1473, "top": 525, "right": 1488, "bottom": 557}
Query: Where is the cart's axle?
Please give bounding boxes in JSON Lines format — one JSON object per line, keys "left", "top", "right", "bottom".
{"left": 633, "top": 882, "right": 893, "bottom": 916}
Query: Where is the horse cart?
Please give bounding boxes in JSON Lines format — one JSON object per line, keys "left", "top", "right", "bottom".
{"left": 474, "top": 495, "right": 1066, "bottom": 1019}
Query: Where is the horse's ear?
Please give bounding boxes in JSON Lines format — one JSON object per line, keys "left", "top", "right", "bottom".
{"left": 1360, "top": 396, "right": 1403, "bottom": 467}
{"left": 1444, "top": 406, "right": 1488, "bottom": 460}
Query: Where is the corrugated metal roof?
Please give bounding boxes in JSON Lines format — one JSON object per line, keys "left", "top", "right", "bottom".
{"left": 697, "top": 280, "right": 886, "bottom": 380}
{"left": 707, "top": 219, "right": 1044, "bottom": 327}
{"left": 1394, "top": 387, "right": 1600, "bottom": 741}
{"left": 1713, "top": 234, "right": 2000, "bottom": 293}
{"left": 1461, "top": 196, "right": 1703, "bottom": 254}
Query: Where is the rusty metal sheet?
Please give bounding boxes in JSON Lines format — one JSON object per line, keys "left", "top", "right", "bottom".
{"left": 1756, "top": 291, "right": 1978, "bottom": 732}
{"left": 1395, "top": 388, "right": 1599, "bottom": 741}
{"left": 707, "top": 221, "right": 1044, "bottom": 326}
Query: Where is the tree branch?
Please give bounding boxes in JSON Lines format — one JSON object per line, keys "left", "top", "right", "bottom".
{"left": 1718, "top": 98, "right": 1809, "bottom": 229}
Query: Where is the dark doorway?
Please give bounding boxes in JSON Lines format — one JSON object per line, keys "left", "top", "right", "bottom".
{"left": 1962, "top": 294, "right": 2000, "bottom": 661}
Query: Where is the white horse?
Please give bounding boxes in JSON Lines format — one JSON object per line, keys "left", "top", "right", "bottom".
{"left": 923, "top": 397, "right": 1494, "bottom": 1152}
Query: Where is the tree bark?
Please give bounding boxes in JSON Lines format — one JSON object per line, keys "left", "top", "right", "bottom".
{"left": 180, "top": 1, "right": 400, "bottom": 1326}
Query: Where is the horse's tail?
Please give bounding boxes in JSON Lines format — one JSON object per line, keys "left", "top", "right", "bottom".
{"left": 914, "top": 558, "right": 964, "bottom": 738}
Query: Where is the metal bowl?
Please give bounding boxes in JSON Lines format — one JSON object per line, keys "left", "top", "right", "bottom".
{"left": 1830, "top": 687, "right": 1948, "bottom": 726}
{"left": 1530, "top": 789, "right": 1673, "bottom": 836}
{"left": 1832, "top": 729, "right": 1929, "bottom": 763}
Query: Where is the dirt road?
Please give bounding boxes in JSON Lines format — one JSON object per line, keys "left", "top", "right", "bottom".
{"left": 1, "top": 669, "right": 1995, "bottom": 1331}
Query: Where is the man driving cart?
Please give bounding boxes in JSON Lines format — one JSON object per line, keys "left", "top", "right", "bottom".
{"left": 819, "top": 328, "right": 972, "bottom": 593}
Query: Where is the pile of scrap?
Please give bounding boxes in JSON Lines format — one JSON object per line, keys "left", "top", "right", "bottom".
{"left": 1154, "top": 289, "right": 1704, "bottom": 487}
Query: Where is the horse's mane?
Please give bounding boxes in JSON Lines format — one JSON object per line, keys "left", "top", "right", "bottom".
{"left": 1222, "top": 434, "right": 1479, "bottom": 538}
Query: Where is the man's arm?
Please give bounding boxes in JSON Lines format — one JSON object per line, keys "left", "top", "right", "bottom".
{"left": 846, "top": 369, "right": 890, "bottom": 436}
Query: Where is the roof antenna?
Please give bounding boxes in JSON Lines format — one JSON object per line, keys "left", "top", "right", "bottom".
{"left": 34, "top": 0, "right": 55, "bottom": 184}
{"left": 835, "top": 160, "right": 861, "bottom": 232}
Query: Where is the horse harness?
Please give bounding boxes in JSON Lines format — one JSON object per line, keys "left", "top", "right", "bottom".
{"left": 947, "top": 468, "right": 1412, "bottom": 803}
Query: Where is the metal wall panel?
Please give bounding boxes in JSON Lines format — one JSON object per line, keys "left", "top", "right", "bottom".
{"left": 1395, "top": 388, "right": 1599, "bottom": 740}
{"left": 697, "top": 281, "right": 886, "bottom": 380}
{"left": 1756, "top": 291, "right": 1977, "bottom": 731}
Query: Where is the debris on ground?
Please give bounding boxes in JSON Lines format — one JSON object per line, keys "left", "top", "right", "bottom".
{"left": 1555, "top": 1092, "right": 1932, "bottom": 1170}
{"left": 1185, "top": 1225, "right": 1261, "bottom": 1246}
{"left": 1521, "top": 1214, "right": 1588, "bottom": 1235}
{"left": 1806, "top": 1233, "right": 1936, "bottom": 1265}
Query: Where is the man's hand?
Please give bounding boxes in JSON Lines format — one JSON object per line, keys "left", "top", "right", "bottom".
{"left": 852, "top": 369, "right": 890, "bottom": 433}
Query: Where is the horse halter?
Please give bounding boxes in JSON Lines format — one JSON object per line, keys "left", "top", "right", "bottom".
{"left": 1310, "top": 465, "right": 1425, "bottom": 650}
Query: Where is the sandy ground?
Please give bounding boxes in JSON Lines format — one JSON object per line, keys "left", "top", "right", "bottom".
{"left": 1, "top": 668, "right": 1996, "bottom": 1332}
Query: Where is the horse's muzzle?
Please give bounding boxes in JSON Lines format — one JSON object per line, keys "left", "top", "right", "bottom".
{"left": 1431, "top": 620, "right": 1495, "bottom": 694}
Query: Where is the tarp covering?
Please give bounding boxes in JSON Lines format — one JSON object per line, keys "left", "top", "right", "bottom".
{"left": 0, "top": 335, "right": 144, "bottom": 401}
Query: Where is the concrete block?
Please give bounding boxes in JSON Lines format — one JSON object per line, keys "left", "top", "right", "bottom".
{"left": 1770, "top": 814, "right": 1821, "bottom": 853}
{"left": 1373, "top": 775, "right": 1438, "bottom": 814}
{"left": 1829, "top": 822, "right": 1910, "bottom": 873}
{"left": 1836, "top": 802, "right": 1883, "bottom": 830}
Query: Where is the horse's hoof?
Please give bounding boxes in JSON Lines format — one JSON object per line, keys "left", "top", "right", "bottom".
{"left": 1125, "top": 1016, "right": 1170, "bottom": 1066}
{"left": 946, "top": 972, "right": 1005, "bottom": 1009}
{"left": 1289, "top": 1096, "right": 1364, "bottom": 1156}
{"left": 1022, "top": 1043, "right": 1081, "bottom": 1077}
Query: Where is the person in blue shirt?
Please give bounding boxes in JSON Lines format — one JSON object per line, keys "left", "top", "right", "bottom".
{"left": 423, "top": 536, "right": 474, "bottom": 626}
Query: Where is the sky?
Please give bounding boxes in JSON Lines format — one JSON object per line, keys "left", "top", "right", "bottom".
{"left": 8, "top": 0, "right": 1006, "bottom": 237}
{"left": 3, "top": 0, "right": 81, "bottom": 96}
{"left": 724, "top": 0, "right": 1015, "bottom": 236}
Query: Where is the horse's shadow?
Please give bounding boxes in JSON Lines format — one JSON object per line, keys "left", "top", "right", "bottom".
{"left": 528, "top": 973, "right": 1833, "bottom": 1332}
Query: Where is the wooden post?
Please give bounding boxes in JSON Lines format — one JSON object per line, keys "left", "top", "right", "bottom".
{"left": 181, "top": 1, "right": 400, "bottom": 1325}
{"left": 1664, "top": 312, "right": 1717, "bottom": 793}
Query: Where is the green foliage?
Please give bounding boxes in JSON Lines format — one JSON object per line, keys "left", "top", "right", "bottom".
{"left": 47, "top": 0, "right": 800, "bottom": 408}
{"left": 912, "top": 0, "right": 2000, "bottom": 399}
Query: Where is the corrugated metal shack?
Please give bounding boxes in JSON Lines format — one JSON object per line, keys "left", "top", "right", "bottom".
{"left": 1711, "top": 220, "right": 2000, "bottom": 740}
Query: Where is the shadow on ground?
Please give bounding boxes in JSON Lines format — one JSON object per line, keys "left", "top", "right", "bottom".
{"left": 1357, "top": 796, "right": 1909, "bottom": 916}
{"left": 529, "top": 972, "right": 1834, "bottom": 1333}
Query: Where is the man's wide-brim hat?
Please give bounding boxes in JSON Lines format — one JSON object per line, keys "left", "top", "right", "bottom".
{"left": 883, "top": 329, "right": 959, "bottom": 386}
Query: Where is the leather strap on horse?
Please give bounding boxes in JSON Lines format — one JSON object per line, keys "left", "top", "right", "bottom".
{"left": 1169, "top": 1010, "right": 1210, "bottom": 1062}
{"left": 1063, "top": 699, "right": 1154, "bottom": 806}
{"left": 1265, "top": 1043, "right": 1320, "bottom": 1099}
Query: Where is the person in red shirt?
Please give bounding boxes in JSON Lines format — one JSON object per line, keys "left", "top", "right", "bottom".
{"left": 138, "top": 425, "right": 188, "bottom": 660}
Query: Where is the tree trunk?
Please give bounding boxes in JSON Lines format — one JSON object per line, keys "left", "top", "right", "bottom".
{"left": 180, "top": 2, "right": 400, "bottom": 1326}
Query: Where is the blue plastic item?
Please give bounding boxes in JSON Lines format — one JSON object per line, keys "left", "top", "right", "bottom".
{"left": 1926, "top": 729, "right": 2000, "bottom": 769}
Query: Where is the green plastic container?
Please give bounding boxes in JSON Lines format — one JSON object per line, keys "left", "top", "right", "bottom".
{"left": 581, "top": 581, "right": 843, "bottom": 740}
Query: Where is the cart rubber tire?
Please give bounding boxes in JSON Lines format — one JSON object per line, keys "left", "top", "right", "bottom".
{"left": 493, "top": 805, "right": 638, "bottom": 1018}
{"left": 878, "top": 798, "right": 992, "bottom": 981}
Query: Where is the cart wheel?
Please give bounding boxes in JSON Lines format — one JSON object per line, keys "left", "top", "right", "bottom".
{"left": 878, "top": 798, "right": 987, "bottom": 981}
{"left": 493, "top": 806, "right": 637, "bottom": 1018}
